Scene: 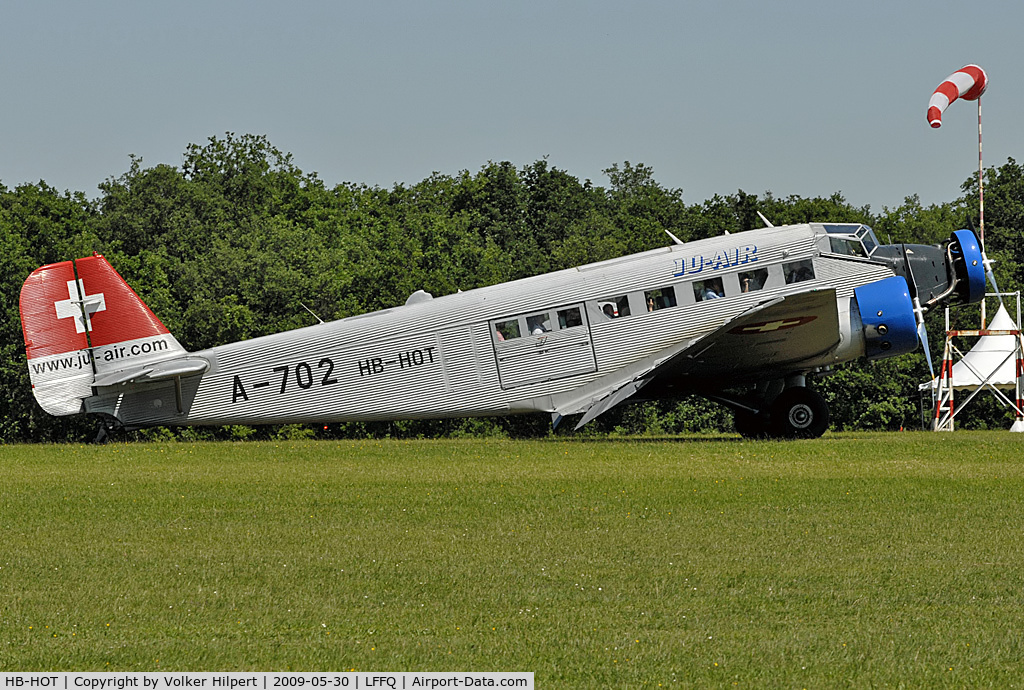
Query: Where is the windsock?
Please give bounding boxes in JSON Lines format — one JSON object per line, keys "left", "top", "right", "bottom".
{"left": 928, "top": 64, "right": 988, "bottom": 128}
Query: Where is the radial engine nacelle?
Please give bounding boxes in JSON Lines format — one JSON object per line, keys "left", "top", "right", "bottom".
{"left": 947, "top": 229, "right": 986, "bottom": 305}
{"left": 871, "top": 229, "right": 986, "bottom": 311}
{"left": 846, "top": 229, "right": 985, "bottom": 362}
{"left": 853, "top": 276, "right": 918, "bottom": 360}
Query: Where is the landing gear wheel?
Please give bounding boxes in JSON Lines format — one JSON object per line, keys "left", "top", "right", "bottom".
{"left": 734, "top": 409, "right": 771, "bottom": 438}
{"left": 770, "top": 388, "right": 829, "bottom": 439}
{"left": 92, "top": 415, "right": 122, "bottom": 444}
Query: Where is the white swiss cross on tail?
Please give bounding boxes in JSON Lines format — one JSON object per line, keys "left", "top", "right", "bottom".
{"left": 54, "top": 279, "right": 106, "bottom": 333}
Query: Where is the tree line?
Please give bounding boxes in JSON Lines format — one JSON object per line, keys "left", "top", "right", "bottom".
{"left": 2, "top": 133, "right": 1022, "bottom": 442}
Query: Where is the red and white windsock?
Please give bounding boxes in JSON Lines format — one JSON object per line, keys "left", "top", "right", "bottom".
{"left": 928, "top": 64, "right": 988, "bottom": 128}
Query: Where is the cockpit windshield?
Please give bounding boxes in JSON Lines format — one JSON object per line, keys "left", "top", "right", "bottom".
{"left": 821, "top": 223, "right": 879, "bottom": 257}
{"left": 857, "top": 226, "right": 878, "bottom": 255}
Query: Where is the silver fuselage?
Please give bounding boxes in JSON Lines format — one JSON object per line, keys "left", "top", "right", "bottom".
{"left": 85, "top": 223, "right": 894, "bottom": 427}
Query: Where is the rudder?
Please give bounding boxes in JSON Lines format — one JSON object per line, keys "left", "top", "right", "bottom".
{"left": 20, "top": 253, "right": 186, "bottom": 416}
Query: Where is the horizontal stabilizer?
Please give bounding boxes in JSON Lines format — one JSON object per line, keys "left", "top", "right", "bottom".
{"left": 92, "top": 368, "right": 153, "bottom": 387}
{"left": 91, "top": 357, "right": 210, "bottom": 387}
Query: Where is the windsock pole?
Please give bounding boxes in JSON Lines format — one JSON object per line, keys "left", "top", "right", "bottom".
{"left": 978, "top": 97, "right": 984, "bottom": 250}
{"left": 979, "top": 97, "right": 986, "bottom": 328}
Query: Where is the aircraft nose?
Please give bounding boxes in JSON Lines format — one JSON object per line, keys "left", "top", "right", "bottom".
{"left": 949, "top": 229, "right": 985, "bottom": 304}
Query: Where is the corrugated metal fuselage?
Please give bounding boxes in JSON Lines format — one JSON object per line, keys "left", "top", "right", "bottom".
{"left": 85, "top": 224, "right": 894, "bottom": 427}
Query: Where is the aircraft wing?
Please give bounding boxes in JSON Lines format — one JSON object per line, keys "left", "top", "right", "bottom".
{"left": 656, "top": 287, "right": 840, "bottom": 384}
{"left": 557, "top": 287, "right": 840, "bottom": 429}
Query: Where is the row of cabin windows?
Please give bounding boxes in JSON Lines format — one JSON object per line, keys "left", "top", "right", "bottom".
{"left": 492, "top": 258, "right": 816, "bottom": 339}
{"left": 603, "top": 258, "right": 815, "bottom": 318}
{"left": 495, "top": 305, "right": 584, "bottom": 341}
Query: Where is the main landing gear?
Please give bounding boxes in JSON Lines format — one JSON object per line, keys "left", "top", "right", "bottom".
{"left": 726, "top": 385, "right": 830, "bottom": 440}
{"left": 93, "top": 414, "right": 124, "bottom": 444}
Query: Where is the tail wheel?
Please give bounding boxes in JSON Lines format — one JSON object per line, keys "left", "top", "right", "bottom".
{"left": 770, "top": 388, "right": 830, "bottom": 439}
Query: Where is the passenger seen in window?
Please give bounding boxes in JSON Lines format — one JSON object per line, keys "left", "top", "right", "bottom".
{"left": 784, "top": 260, "right": 815, "bottom": 284}
{"left": 527, "top": 313, "right": 551, "bottom": 335}
{"left": 495, "top": 319, "right": 520, "bottom": 341}
{"left": 558, "top": 307, "right": 583, "bottom": 329}
{"left": 739, "top": 268, "right": 768, "bottom": 293}
{"left": 693, "top": 277, "right": 724, "bottom": 302}
{"left": 645, "top": 287, "right": 677, "bottom": 312}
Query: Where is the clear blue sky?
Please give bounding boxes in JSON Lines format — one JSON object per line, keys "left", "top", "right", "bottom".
{"left": 2, "top": 0, "right": 1019, "bottom": 211}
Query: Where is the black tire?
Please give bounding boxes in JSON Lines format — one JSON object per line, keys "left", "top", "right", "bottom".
{"left": 769, "top": 387, "right": 830, "bottom": 439}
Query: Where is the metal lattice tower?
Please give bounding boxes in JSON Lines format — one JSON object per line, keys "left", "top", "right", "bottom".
{"left": 931, "top": 292, "right": 1024, "bottom": 432}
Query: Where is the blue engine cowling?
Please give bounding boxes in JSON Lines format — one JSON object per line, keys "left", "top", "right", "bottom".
{"left": 853, "top": 276, "right": 918, "bottom": 361}
{"left": 950, "top": 229, "right": 986, "bottom": 305}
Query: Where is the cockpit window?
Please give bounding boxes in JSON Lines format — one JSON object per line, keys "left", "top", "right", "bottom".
{"left": 829, "top": 236, "right": 866, "bottom": 257}
{"left": 823, "top": 224, "right": 878, "bottom": 256}
{"left": 857, "top": 225, "right": 878, "bottom": 255}
{"left": 823, "top": 223, "right": 863, "bottom": 234}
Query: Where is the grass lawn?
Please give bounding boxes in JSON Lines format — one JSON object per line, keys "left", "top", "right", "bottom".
{"left": 2, "top": 432, "right": 1024, "bottom": 687}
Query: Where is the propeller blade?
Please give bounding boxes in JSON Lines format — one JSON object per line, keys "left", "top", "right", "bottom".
{"left": 912, "top": 295, "right": 935, "bottom": 380}
{"left": 903, "top": 244, "right": 936, "bottom": 378}
{"left": 982, "top": 252, "right": 1003, "bottom": 305}
{"left": 918, "top": 319, "right": 935, "bottom": 380}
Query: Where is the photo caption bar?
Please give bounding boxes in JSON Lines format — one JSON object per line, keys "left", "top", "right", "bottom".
{"left": 0, "top": 674, "right": 533, "bottom": 690}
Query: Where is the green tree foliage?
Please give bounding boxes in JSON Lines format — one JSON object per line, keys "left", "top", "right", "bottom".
{"left": 817, "top": 357, "right": 926, "bottom": 431}
{"left": 603, "top": 162, "right": 694, "bottom": 250}
{"left": 1, "top": 135, "right": 1019, "bottom": 442}
{"left": 0, "top": 183, "right": 101, "bottom": 441}
{"left": 961, "top": 157, "right": 1024, "bottom": 295}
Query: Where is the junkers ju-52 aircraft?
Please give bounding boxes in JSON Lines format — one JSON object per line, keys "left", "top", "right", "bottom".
{"left": 20, "top": 222, "right": 986, "bottom": 439}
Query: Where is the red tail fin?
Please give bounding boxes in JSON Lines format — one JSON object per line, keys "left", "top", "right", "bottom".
{"left": 20, "top": 254, "right": 186, "bottom": 416}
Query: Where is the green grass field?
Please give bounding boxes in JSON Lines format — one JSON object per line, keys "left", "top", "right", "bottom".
{"left": 2, "top": 433, "right": 1024, "bottom": 687}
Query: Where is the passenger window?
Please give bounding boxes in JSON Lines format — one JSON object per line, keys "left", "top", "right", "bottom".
{"left": 784, "top": 260, "right": 815, "bottom": 284}
{"left": 599, "top": 296, "right": 631, "bottom": 319}
{"left": 526, "top": 312, "right": 552, "bottom": 335}
{"left": 739, "top": 268, "right": 768, "bottom": 293}
{"left": 558, "top": 307, "right": 583, "bottom": 329}
{"left": 645, "top": 287, "right": 677, "bottom": 312}
{"left": 495, "top": 319, "right": 521, "bottom": 341}
{"left": 693, "top": 277, "right": 725, "bottom": 302}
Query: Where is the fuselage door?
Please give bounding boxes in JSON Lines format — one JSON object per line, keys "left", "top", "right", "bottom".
{"left": 491, "top": 304, "right": 597, "bottom": 389}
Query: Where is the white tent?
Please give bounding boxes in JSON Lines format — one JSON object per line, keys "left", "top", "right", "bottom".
{"left": 924, "top": 304, "right": 1020, "bottom": 389}
{"left": 922, "top": 303, "right": 1024, "bottom": 431}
